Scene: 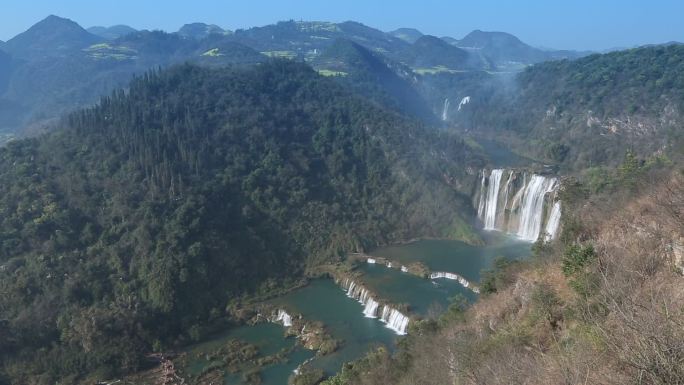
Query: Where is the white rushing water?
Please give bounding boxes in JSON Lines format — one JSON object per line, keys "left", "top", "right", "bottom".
{"left": 477, "top": 169, "right": 560, "bottom": 242}
{"left": 366, "top": 258, "right": 376, "bottom": 264}
{"left": 441, "top": 98, "right": 450, "bottom": 121}
{"left": 544, "top": 201, "right": 562, "bottom": 241}
{"left": 516, "top": 176, "right": 557, "bottom": 241}
{"left": 380, "top": 306, "right": 410, "bottom": 335}
{"left": 401, "top": 265, "right": 408, "bottom": 273}
{"left": 343, "top": 278, "right": 409, "bottom": 334}
{"left": 477, "top": 171, "right": 487, "bottom": 219}
{"left": 502, "top": 170, "right": 514, "bottom": 215}
{"left": 274, "top": 309, "right": 293, "bottom": 327}
{"left": 458, "top": 96, "right": 471, "bottom": 111}
{"left": 363, "top": 297, "right": 380, "bottom": 318}
{"left": 483, "top": 169, "right": 504, "bottom": 230}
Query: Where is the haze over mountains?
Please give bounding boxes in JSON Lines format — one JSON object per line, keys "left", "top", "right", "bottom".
{"left": 0, "top": 15, "right": 587, "bottom": 141}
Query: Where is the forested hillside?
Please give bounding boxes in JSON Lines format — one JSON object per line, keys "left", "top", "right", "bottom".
{"left": 0, "top": 60, "right": 481, "bottom": 383}
{"left": 457, "top": 45, "right": 684, "bottom": 169}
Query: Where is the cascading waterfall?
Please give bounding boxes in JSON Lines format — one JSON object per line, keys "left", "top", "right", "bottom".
{"left": 477, "top": 171, "right": 487, "bottom": 219}
{"left": 366, "top": 258, "right": 376, "bottom": 264}
{"left": 544, "top": 201, "right": 562, "bottom": 241}
{"left": 274, "top": 309, "right": 293, "bottom": 327}
{"left": 441, "top": 98, "right": 450, "bottom": 121}
{"left": 430, "top": 272, "right": 480, "bottom": 294}
{"left": 380, "top": 307, "right": 410, "bottom": 335}
{"left": 516, "top": 176, "right": 557, "bottom": 241}
{"left": 342, "top": 278, "right": 409, "bottom": 335}
{"left": 363, "top": 297, "right": 380, "bottom": 318}
{"left": 501, "top": 170, "right": 514, "bottom": 222}
{"left": 477, "top": 169, "right": 560, "bottom": 242}
{"left": 458, "top": 96, "right": 471, "bottom": 111}
{"left": 483, "top": 169, "right": 504, "bottom": 230}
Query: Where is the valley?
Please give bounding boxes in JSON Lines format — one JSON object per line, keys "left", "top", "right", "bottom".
{"left": 0, "top": 9, "right": 682, "bottom": 385}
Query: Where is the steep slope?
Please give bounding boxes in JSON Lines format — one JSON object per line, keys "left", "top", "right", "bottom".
{"left": 0, "top": 49, "right": 11, "bottom": 92}
{"left": 87, "top": 25, "right": 138, "bottom": 40}
{"left": 313, "top": 39, "right": 435, "bottom": 121}
{"left": 0, "top": 24, "right": 264, "bottom": 138}
{"left": 0, "top": 61, "right": 480, "bottom": 382}
{"left": 3, "top": 15, "right": 101, "bottom": 59}
{"left": 461, "top": 45, "right": 684, "bottom": 169}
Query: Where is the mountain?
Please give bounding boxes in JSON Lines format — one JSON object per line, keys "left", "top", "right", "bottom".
{"left": 388, "top": 27, "right": 423, "bottom": 43}
{"left": 227, "top": 20, "right": 410, "bottom": 60}
{"left": 177, "top": 22, "right": 230, "bottom": 39}
{"left": 452, "top": 45, "right": 684, "bottom": 169}
{"left": 0, "top": 16, "right": 599, "bottom": 143}
{"left": 3, "top": 15, "right": 101, "bottom": 59}
{"left": 399, "top": 35, "right": 491, "bottom": 70}
{"left": 0, "top": 60, "right": 479, "bottom": 382}
{"left": 452, "top": 30, "right": 585, "bottom": 68}
{"left": 0, "top": 23, "right": 264, "bottom": 142}
{"left": 87, "top": 24, "right": 138, "bottom": 40}
{"left": 312, "top": 38, "right": 435, "bottom": 121}
{"left": 0, "top": 49, "right": 11, "bottom": 91}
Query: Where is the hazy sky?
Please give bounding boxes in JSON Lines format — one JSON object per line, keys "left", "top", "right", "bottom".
{"left": 1, "top": 0, "right": 682, "bottom": 51}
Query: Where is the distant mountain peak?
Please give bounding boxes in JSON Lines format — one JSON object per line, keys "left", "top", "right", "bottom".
{"left": 5, "top": 14, "right": 100, "bottom": 58}
{"left": 177, "top": 22, "right": 230, "bottom": 40}
{"left": 389, "top": 28, "right": 424, "bottom": 43}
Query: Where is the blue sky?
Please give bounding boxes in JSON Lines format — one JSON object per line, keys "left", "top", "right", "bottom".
{"left": 1, "top": 0, "right": 682, "bottom": 51}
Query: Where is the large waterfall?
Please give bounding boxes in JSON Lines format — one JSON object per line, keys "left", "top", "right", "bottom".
{"left": 342, "top": 278, "right": 410, "bottom": 335}
{"left": 441, "top": 98, "right": 450, "bottom": 121}
{"left": 482, "top": 169, "right": 504, "bottom": 229}
{"left": 477, "top": 169, "right": 561, "bottom": 242}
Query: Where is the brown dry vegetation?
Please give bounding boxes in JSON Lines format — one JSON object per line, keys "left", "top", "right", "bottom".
{"left": 325, "top": 170, "right": 683, "bottom": 385}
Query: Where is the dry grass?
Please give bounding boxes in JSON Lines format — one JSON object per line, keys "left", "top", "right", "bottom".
{"left": 390, "top": 171, "right": 684, "bottom": 385}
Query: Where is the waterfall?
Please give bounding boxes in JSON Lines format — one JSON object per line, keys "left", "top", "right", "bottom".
{"left": 501, "top": 171, "right": 514, "bottom": 217}
{"left": 401, "top": 265, "right": 408, "bottom": 273}
{"left": 441, "top": 98, "right": 450, "bottom": 121}
{"left": 477, "top": 171, "right": 487, "bottom": 219}
{"left": 274, "top": 309, "right": 293, "bottom": 327}
{"left": 380, "top": 306, "right": 410, "bottom": 335}
{"left": 430, "top": 272, "right": 480, "bottom": 293}
{"left": 483, "top": 169, "right": 504, "bottom": 230}
{"left": 363, "top": 297, "right": 380, "bottom": 318}
{"left": 367, "top": 258, "right": 376, "bottom": 264}
{"left": 457, "top": 96, "right": 471, "bottom": 111}
{"left": 516, "top": 176, "right": 557, "bottom": 241}
{"left": 341, "top": 278, "right": 409, "bottom": 334}
{"left": 544, "top": 201, "right": 562, "bottom": 241}
{"left": 477, "top": 169, "right": 560, "bottom": 242}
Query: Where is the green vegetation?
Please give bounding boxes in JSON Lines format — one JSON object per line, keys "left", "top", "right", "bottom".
{"left": 461, "top": 45, "right": 684, "bottom": 169}
{"left": 0, "top": 60, "right": 478, "bottom": 384}
{"left": 201, "top": 48, "right": 223, "bottom": 57}
{"left": 319, "top": 166, "right": 684, "bottom": 385}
